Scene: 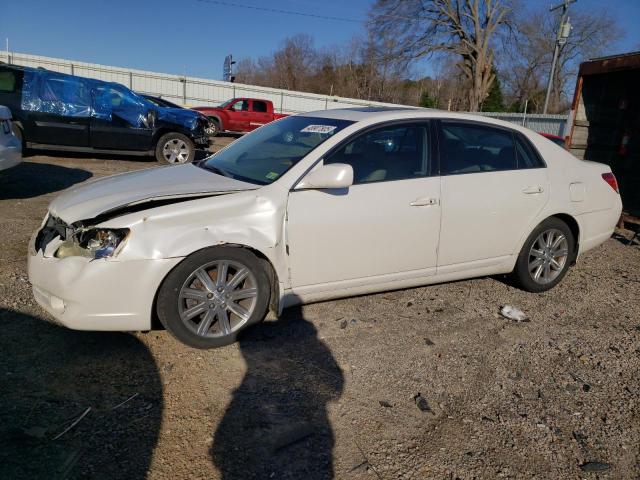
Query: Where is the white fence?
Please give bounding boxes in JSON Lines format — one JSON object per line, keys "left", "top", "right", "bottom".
{"left": 477, "top": 112, "right": 569, "bottom": 137}
{"left": 0, "top": 51, "right": 409, "bottom": 114}
{"left": 0, "top": 51, "right": 568, "bottom": 135}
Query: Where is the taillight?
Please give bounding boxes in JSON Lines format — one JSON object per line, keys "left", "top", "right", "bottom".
{"left": 602, "top": 172, "right": 619, "bottom": 193}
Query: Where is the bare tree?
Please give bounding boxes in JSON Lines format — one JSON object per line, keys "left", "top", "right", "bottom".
{"left": 501, "top": 6, "right": 622, "bottom": 113}
{"left": 272, "top": 34, "right": 318, "bottom": 91}
{"left": 234, "top": 33, "right": 419, "bottom": 104}
{"left": 369, "top": 0, "right": 514, "bottom": 111}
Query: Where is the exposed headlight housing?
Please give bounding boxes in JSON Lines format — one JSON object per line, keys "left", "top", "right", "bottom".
{"left": 55, "top": 228, "right": 129, "bottom": 259}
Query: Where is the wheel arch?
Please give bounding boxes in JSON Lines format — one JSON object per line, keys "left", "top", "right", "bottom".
{"left": 206, "top": 115, "right": 223, "bottom": 132}
{"left": 152, "top": 126, "right": 193, "bottom": 145}
{"left": 550, "top": 213, "right": 580, "bottom": 262}
{"left": 151, "top": 242, "right": 281, "bottom": 330}
{"left": 511, "top": 212, "right": 582, "bottom": 272}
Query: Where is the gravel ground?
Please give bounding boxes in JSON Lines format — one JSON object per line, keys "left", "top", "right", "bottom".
{"left": 1, "top": 143, "right": 639, "bottom": 479}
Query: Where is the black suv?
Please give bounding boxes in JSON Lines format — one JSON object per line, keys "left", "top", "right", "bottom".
{"left": 0, "top": 64, "right": 209, "bottom": 163}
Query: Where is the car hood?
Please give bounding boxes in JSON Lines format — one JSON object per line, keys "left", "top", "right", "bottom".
{"left": 156, "top": 107, "right": 202, "bottom": 129}
{"left": 49, "top": 164, "right": 259, "bottom": 224}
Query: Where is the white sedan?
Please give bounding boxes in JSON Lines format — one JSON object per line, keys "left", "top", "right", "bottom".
{"left": 28, "top": 108, "right": 622, "bottom": 348}
{"left": 0, "top": 105, "right": 22, "bottom": 171}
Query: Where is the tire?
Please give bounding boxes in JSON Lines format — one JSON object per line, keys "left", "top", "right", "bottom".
{"left": 155, "top": 132, "right": 195, "bottom": 164}
{"left": 511, "top": 217, "right": 575, "bottom": 293}
{"left": 156, "top": 247, "right": 271, "bottom": 349}
{"left": 206, "top": 118, "right": 220, "bottom": 137}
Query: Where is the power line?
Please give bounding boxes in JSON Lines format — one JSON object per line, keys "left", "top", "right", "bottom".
{"left": 195, "top": 0, "right": 364, "bottom": 23}
{"left": 195, "top": 0, "right": 420, "bottom": 24}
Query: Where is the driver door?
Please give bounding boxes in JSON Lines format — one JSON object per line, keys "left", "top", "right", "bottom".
{"left": 90, "top": 85, "right": 154, "bottom": 151}
{"left": 226, "top": 99, "right": 250, "bottom": 131}
{"left": 286, "top": 122, "right": 441, "bottom": 292}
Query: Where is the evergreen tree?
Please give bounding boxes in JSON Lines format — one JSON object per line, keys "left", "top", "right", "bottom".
{"left": 481, "top": 70, "right": 504, "bottom": 112}
{"left": 419, "top": 90, "right": 437, "bottom": 108}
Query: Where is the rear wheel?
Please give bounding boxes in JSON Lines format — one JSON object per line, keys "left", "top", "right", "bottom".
{"left": 511, "top": 217, "right": 575, "bottom": 292}
{"left": 156, "top": 247, "right": 270, "bottom": 348}
{"left": 155, "top": 132, "right": 195, "bottom": 164}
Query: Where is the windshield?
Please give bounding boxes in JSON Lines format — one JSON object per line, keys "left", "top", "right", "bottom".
{"left": 199, "top": 116, "right": 353, "bottom": 185}
{"left": 218, "top": 99, "right": 235, "bottom": 108}
{"left": 143, "top": 95, "right": 182, "bottom": 109}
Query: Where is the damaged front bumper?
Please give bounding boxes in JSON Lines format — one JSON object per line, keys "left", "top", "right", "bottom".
{"left": 28, "top": 232, "right": 182, "bottom": 331}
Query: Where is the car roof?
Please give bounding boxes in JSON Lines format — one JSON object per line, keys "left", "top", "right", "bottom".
{"left": 298, "top": 107, "right": 533, "bottom": 133}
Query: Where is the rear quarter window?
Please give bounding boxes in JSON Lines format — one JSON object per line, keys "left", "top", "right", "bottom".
{"left": 515, "top": 134, "right": 546, "bottom": 168}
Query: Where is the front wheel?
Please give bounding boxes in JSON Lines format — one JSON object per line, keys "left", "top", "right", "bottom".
{"left": 155, "top": 132, "right": 195, "bottom": 164}
{"left": 511, "top": 217, "right": 575, "bottom": 293}
{"left": 205, "top": 118, "right": 220, "bottom": 137}
{"left": 156, "top": 247, "right": 271, "bottom": 348}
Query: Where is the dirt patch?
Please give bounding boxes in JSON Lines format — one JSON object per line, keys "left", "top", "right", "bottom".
{"left": 1, "top": 149, "right": 639, "bottom": 479}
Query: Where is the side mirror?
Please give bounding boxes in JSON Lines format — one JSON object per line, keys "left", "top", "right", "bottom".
{"left": 295, "top": 163, "right": 353, "bottom": 190}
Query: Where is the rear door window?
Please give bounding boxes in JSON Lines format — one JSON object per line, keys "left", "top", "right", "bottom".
{"left": 40, "top": 75, "right": 91, "bottom": 117}
{"left": 252, "top": 100, "right": 268, "bottom": 113}
{"left": 439, "top": 122, "right": 517, "bottom": 174}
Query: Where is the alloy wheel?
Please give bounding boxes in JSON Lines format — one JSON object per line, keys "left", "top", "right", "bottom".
{"left": 528, "top": 228, "right": 569, "bottom": 284}
{"left": 178, "top": 260, "right": 259, "bottom": 338}
{"left": 163, "top": 139, "right": 190, "bottom": 163}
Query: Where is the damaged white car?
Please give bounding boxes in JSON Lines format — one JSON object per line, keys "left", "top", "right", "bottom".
{"left": 28, "top": 108, "right": 622, "bottom": 348}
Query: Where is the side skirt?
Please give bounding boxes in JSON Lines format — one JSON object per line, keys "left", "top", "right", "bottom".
{"left": 279, "top": 257, "right": 515, "bottom": 309}
{"left": 26, "top": 143, "right": 154, "bottom": 156}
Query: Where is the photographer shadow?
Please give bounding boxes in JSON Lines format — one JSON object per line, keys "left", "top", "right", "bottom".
{"left": 211, "top": 305, "right": 344, "bottom": 479}
{"left": 0, "top": 308, "right": 162, "bottom": 479}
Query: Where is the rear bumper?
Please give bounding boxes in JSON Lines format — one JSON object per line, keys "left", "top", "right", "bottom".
{"left": 28, "top": 238, "right": 182, "bottom": 331}
{"left": 577, "top": 200, "right": 623, "bottom": 256}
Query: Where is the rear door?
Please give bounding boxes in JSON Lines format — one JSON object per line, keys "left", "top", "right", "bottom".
{"left": 90, "top": 84, "right": 153, "bottom": 151}
{"left": 226, "top": 99, "right": 250, "bottom": 131}
{"left": 28, "top": 73, "right": 90, "bottom": 147}
{"left": 437, "top": 120, "right": 550, "bottom": 269}
{"left": 248, "top": 100, "right": 272, "bottom": 131}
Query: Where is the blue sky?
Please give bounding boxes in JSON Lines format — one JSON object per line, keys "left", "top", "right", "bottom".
{"left": 1, "top": 0, "right": 639, "bottom": 81}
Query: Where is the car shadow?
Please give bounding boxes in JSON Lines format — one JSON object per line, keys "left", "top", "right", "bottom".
{"left": 0, "top": 309, "right": 163, "bottom": 479}
{"left": 211, "top": 306, "right": 344, "bottom": 479}
{"left": 0, "top": 161, "right": 93, "bottom": 200}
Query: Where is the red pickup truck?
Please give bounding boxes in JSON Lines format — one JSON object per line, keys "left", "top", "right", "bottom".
{"left": 193, "top": 98, "right": 288, "bottom": 136}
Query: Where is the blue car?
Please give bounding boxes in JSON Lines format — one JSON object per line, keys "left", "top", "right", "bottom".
{"left": 0, "top": 64, "right": 209, "bottom": 163}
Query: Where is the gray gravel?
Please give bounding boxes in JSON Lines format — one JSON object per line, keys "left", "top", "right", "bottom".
{"left": 1, "top": 147, "right": 639, "bottom": 479}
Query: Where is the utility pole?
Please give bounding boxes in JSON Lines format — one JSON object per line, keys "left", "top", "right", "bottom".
{"left": 543, "top": 0, "right": 576, "bottom": 113}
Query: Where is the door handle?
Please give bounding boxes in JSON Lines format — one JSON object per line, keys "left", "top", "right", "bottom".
{"left": 522, "top": 185, "right": 544, "bottom": 194}
{"left": 410, "top": 197, "right": 439, "bottom": 206}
